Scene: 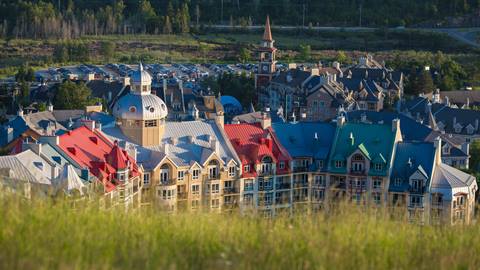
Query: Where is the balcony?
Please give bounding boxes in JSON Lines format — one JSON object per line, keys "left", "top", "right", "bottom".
{"left": 203, "top": 174, "right": 220, "bottom": 181}
{"left": 350, "top": 169, "right": 366, "bottom": 175}
{"left": 244, "top": 186, "right": 254, "bottom": 192}
{"left": 159, "top": 179, "right": 176, "bottom": 186}
{"left": 257, "top": 169, "right": 275, "bottom": 176}
{"left": 177, "top": 192, "right": 188, "bottom": 200}
{"left": 408, "top": 186, "right": 425, "bottom": 194}
{"left": 276, "top": 183, "right": 291, "bottom": 190}
{"left": 275, "top": 197, "right": 290, "bottom": 205}
{"left": 223, "top": 187, "right": 239, "bottom": 194}
{"left": 293, "top": 181, "right": 308, "bottom": 188}
{"left": 293, "top": 167, "right": 309, "bottom": 173}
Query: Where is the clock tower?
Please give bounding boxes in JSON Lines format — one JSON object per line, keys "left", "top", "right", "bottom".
{"left": 255, "top": 15, "right": 277, "bottom": 89}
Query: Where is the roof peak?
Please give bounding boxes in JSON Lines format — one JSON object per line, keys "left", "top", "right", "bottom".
{"left": 263, "top": 15, "right": 273, "bottom": 42}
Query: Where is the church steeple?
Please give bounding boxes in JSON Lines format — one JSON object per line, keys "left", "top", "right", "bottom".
{"left": 255, "top": 15, "right": 277, "bottom": 90}
{"left": 263, "top": 15, "right": 273, "bottom": 42}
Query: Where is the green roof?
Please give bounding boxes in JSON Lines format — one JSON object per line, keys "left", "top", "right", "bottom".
{"left": 328, "top": 122, "right": 396, "bottom": 175}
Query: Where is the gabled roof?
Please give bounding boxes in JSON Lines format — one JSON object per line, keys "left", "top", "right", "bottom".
{"left": 271, "top": 68, "right": 311, "bottom": 88}
{"left": 272, "top": 122, "right": 335, "bottom": 162}
{"left": 52, "top": 164, "right": 85, "bottom": 195}
{"left": 58, "top": 126, "right": 140, "bottom": 192}
{"left": 0, "top": 116, "right": 28, "bottom": 147}
{"left": 328, "top": 122, "right": 396, "bottom": 175}
{"left": 224, "top": 123, "right": 291, "bottom": 176}
{"left": 389, "top": 142, "right": 435, "bottom": 192}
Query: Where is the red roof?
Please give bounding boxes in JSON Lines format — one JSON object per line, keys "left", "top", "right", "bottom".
{"left": 224, "top": 123, "right": 291, "bottom": 177}
{"left": 58, "top": 126, "right": 140, "bottom": 192}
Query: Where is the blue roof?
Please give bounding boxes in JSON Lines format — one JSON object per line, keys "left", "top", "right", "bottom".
{"left": 0, "top": 116, "right": 28, "bottom": 147}
{"left": 220, "top": 95, "right": 242, "bottom": 110}
{"left": 272, "top": 122, "right": 336, "bottom": 160}
{"left": 346, "top": 110, "right": 433, "bottom": 142}
{"left": 389, "top": 142, "right": 435, "bottom": 192}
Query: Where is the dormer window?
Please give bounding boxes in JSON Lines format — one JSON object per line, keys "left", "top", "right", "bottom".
{"left": 374, "top": 163, "right": 382, "bottom": 171}
{"left": 129, "top": 106, "right": 136, "bottom": 113}
{"left": 244, "top": 164, "right": 250, "bottom": 173}
{"left": 279, "top": 161, "right": 285, "bottom": 169}
{"left": 455, "top": 125, "right": 462, "bottom": 133}
{"left": 335, "top": 160, "right": 343, "bottom": 168}
{"left": 394, "top": 178, "right": 402, "bottom": 186}
{"left": 228, "top": 166, "right": 235, "bottom": 177}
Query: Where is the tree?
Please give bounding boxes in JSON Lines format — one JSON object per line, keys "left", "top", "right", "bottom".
{"left": 54, "top": 81, "right": 93, "bottom": 110}
{"left": 163, "top": 16, "right": 173, "bottom": 34}
{"left": 414, "top": 70, "right": 435, "bottom": 94}
{"left": 238, "top": 47, "right": 251, "bottom": 63}
{"left": 100, "top": 41, "right": 115, "bottom": 60}
{"left": 335, "top": 51, "right": 348, "bottom": 64}
{"left": 15, "top": 66, "right": 35, "bottom": 82}
{"left": 18, "top": 82, "right": 30, "bottom": 106}
{"left": 299, "top": 44, "right": 311, "bottom": 61}
{"left": 469, "top": 140, "right": 480, "bottom": 172}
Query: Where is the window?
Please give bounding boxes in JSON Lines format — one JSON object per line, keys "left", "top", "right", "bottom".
{"left": 145, "top": 120, "right": 157, "bottom": 127}
{"left": 243, "top": 194, "right": 254, "bottom": 204}
{"left": 211, "top": 183, "right": 220, "bottom": 194}
{"left": 224, "top": 181, "right": 233, "bottom": 189}
{"left": 129, "top": 106, "right": 136, "bottom": 113}
{"left": 211, "top": 199, "right": 220, "bottom": 208}
{"left": 352, "top": 162, "right": 364, "bottom": 172}
{"left": 191, "top": 184, "right": 200, "bottom": 194}
{"left": 244, "top": 179, "right": 254, "bottom": 191}
{"left": 192, "top": 169, "right": 200, "bottom": 180}
{"left": 191, "top": 200, "right": 199, "bottom": 209}
{"left": 373, "top": 193, "right": 381, "bottom": 205}
{"left": 160, "top": 169, "right": 169, "bottom": 183}
{"left": 411, "top": 179, "right": 423, "bottom": 191}
{"left": 228, "top": 166, "right": 235, "bottom": 177}
{"left": 314, "top": 175, "right": 325, "bottom": 186}
{"left": 319, "top": 101, "right": 325, "bottom": 107}
{"left": 374, "top": 163, "right": 382, "bottom": 171}
{"left": 317, "top": 160, "right": 324, "bottom": 169}
{"left": 373, "top": 178, "right": 382, "bottom": 189}
{"left": 410, "top": 195, "right": 422, "bottom": 207}
{"left": 279, "top": 161, "right": 285, "bottom": 169}
{"left": 395, "top": 178, "right": 402, "bottom": 186}
{"left": 162, "top": 189, "right": 176, "bottom": 200}
{"left": 244, "top": 164, "right": 250, "bottom": 173}
{"left": 335, "top": 160, "right": 343, "bottom": 168}
{"left": 143, "top": 173, "right": 150, "bottom": 185}
{"left": 177, "top": 170, "right": 185, "bottom": 181}
{"left": 313, "top": 189, "right": 324, "bottom": 201}
{"left": 209, "top": 166, "right": 218, "bottom": 179}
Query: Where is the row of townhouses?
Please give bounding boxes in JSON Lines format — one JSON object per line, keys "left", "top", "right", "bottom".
{"left": 1, "top": 64, "right": 476, "bottom": 225}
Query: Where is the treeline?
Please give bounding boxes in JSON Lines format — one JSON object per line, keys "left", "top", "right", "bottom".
{"left": 1, "top": 0, "right": 480, "bottom": 39}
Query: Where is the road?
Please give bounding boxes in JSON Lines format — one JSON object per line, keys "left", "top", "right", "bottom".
{"left": 206, "top": 25, "right": 480, "bottom": 48}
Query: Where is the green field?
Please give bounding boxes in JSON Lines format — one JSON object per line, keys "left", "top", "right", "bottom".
{"left": 0, "top": 196, "right": 479, "bottom": 270}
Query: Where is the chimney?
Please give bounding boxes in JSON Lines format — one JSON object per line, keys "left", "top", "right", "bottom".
{"left": 95, "top": 122, "right": 102, "bottom": 131}
{"left": 210, "top": 139, "right": 220, "bottom": 155}
{"left": 337, "top": 115, "right": 345, "bottom": 127}
{"left": 215, "top": 113, "right": 224, "bottom": 128}
{"left": 475, "top": 119, "right": 479, "bottom": 131}
{"left": 83, "top": 120, "right": 96, "bottom": 130}
{"left": 434, "top": 137, "right": 442, "bottom": 165}
{"left": 17, "top": 107, "right": 24, "bottom": 117}
{"left": 122, "top": 77, "right": 130, "bottom": 87}
{"left": 310, "top": 68, "right": 319, "bottom": 76}
{"left": 332, "top": 61, "right": 340, "bottom": 70}
{"left": 38, "top": 136, "right": 60, "bottom": 146}
{"left": 6, "top": 126, "right": 14, "bottom": 143}
{"left": 47, "top": 102, "right": 54, "bottom": 112}
{"left": 260, "top": 112, "right": 271, "bottom": 129}
{"left": 164, "top": 143, "right": 170, "bottom": 155}
{"left": 288, "top": 63, "right": 297, "bottom": 70}
{"left": 453, "top": 117, "right": 457, "bottom": 127}
{"left": 187, "top": 135, "right": 194, "bottom": 144}
{"left": 179, "top": 80, "right": 185, "bottom": 113}
{"left": 51, "top": 165, "right": 59, "bottom": 179}
{"left": 392, "top": 118, "right": 400, "bottom": 132}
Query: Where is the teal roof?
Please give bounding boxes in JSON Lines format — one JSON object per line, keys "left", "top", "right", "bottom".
{"left": 328, "top": 122, "right": 396, "bottom": 175}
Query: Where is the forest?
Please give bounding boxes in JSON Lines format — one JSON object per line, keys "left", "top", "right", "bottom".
{"left": 0, "top": 0, "right": 480, "bottom": 39}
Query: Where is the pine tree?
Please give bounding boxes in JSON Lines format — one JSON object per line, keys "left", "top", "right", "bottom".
{"left": 163, "top": 15, "right": 173, "bottom": 34}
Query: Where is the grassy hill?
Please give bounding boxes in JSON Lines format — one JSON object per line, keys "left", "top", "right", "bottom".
{"left": 0, "top": 196, "right": 479, "bottom": 270}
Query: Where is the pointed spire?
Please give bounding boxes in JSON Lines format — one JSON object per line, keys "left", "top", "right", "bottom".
{"left": 106, "top": 140, "right": 128, "bottom": 170}
{"left": 249, "top": 102, "right": 255, "bottom": 113}
{"left": 263, "top": 15, "right": 273, "bottom": 42}
{"left": 139, "top": 62, "right": 143, "bottom": 71}
{"left": 429, "top": 110, "right": 438, "bottom": 131}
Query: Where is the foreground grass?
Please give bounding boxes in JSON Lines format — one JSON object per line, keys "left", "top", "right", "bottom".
{"left": 0, "top": 196, "right": 479, "bottom": 270}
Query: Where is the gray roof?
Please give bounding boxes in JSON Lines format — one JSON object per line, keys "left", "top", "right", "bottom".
{"left": 23, "top": 110, "right": 85, "bottom": 135}
{"left": 431, "top": 163, "right": 476, "bottom": 189}
{"left": 102, "top": 120, "right": 240, "bottom": 170}
{"left": 271, "top": 68, "right": 311, "bottom": 88}
{"left": 0, "top": 150, "right": 53, "bottom": 185}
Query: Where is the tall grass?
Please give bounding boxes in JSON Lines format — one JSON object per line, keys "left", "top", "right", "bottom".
{"left": 0, "top": 195, "right": 479, "bottom": 270}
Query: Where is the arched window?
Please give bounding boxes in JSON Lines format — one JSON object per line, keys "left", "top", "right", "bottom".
{"left": 353, "top": 154, "right": 364, "bottom": 161}
{"left": 262, "top": 156, "right": 273, "bottom": 163}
